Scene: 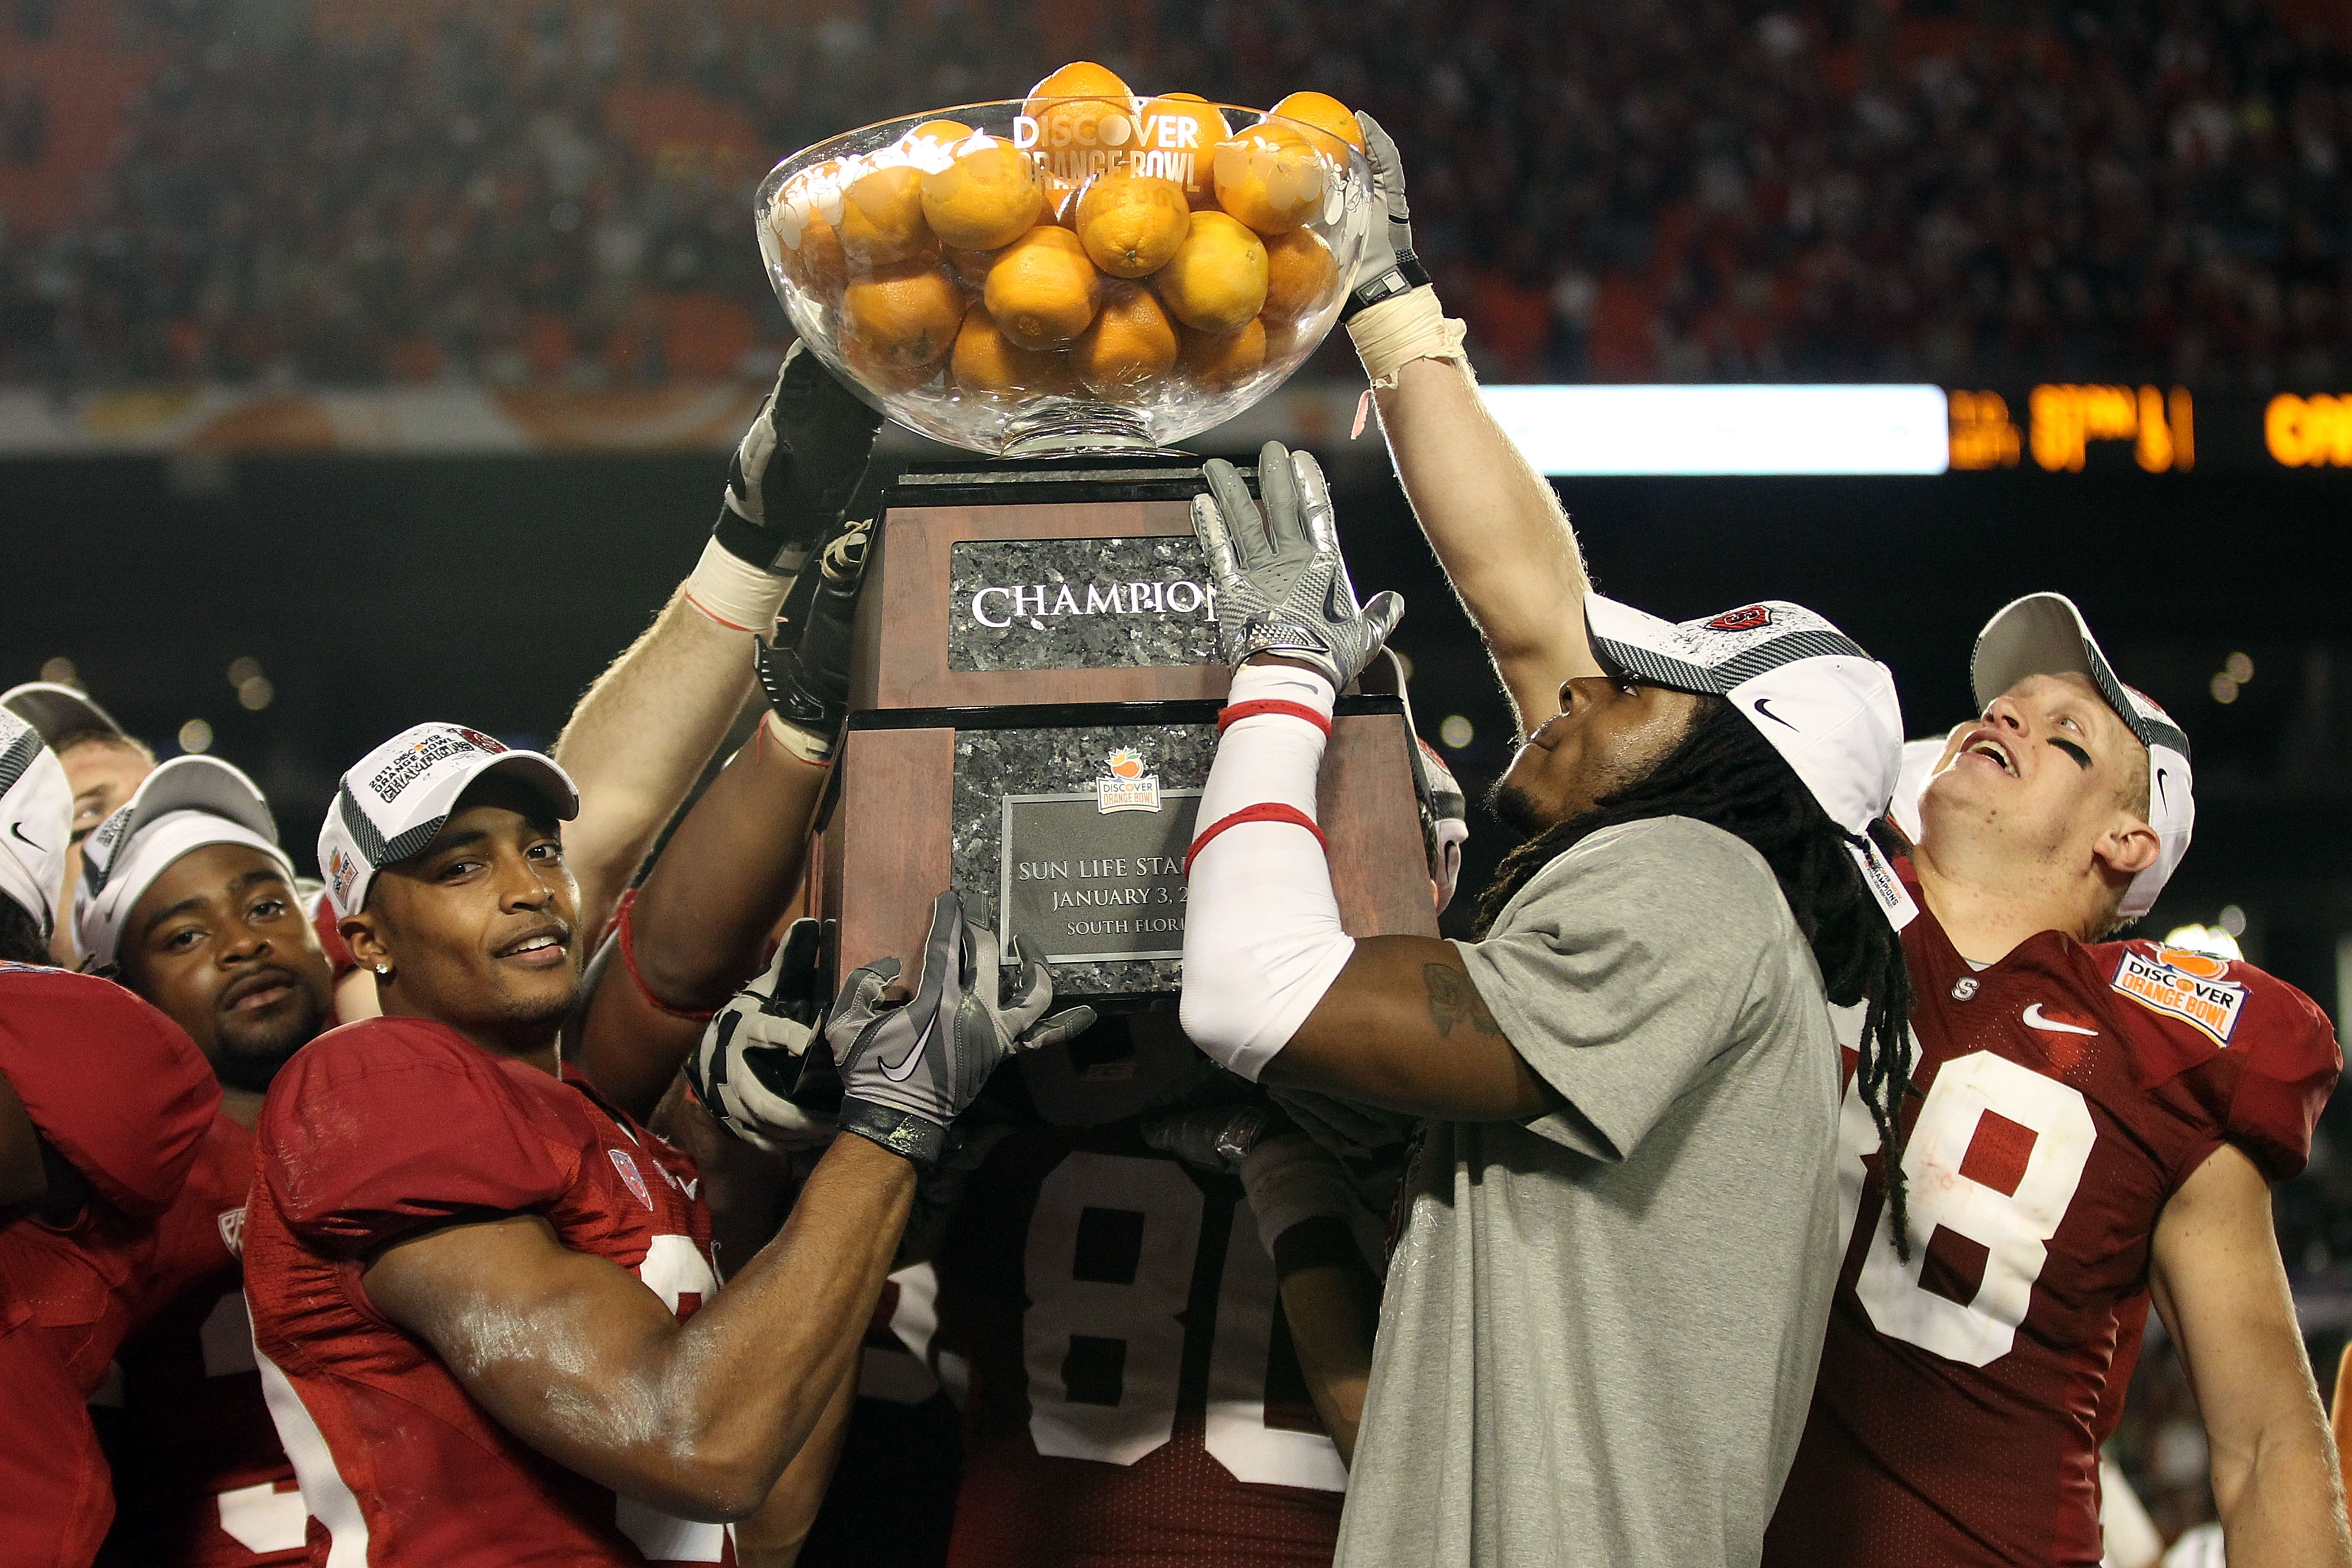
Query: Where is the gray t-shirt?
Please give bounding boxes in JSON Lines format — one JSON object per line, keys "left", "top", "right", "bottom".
{"left": 1334, "top": 816, "right": 1842, "bottom": 1568}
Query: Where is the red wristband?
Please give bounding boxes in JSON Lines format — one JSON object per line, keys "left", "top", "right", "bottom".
{"left": 1185, "top": 803, "right": 1327, "bottom": 877}
{"left": 1218, "top": 699, "right": 1332, "bottom": 736}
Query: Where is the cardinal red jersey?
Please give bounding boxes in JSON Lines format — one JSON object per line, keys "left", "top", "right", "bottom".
{"left": 0, "top": 964, "right": 219, "bottom": 1568}
{"left": 242, "top": 1016, "right": 732, "bottom": 1567}
{"left": 102, "top": 1115, "right": 304, "bottom": 1567}
{"left": 927, "top": 1117, "right": 1349, "bottom": 1568}
{"left": 1764, "top": 873, "right": 2340, "bottom": 1568}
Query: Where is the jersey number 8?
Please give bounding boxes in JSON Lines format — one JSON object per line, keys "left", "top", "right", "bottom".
{"left": 1842, "top": 1049, "right": 2097, "bottom": 1367}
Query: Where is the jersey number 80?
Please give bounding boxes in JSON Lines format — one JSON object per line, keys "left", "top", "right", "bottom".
{"left": 1021, "top": 1151, "right": 1348, "bottom": 1493}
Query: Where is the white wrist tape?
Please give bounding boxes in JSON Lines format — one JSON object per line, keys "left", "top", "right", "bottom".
{"left": 683, "top": 537, "right": 794, "bottom": 633}
{"left": 1345, "top": 285, "right": 1473, "bottom": 390}
{"left": 1178, "top": 664, "right": 1356, "bottom": 1081}
{"left": 763, "top": 710, "right": 836, "bottom": 766}
{"left": 1239, "top": 1133, "right": 1360, "bottom": 1257}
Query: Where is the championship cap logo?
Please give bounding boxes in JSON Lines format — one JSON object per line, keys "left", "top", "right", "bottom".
{"left": 1705, "top": 606, "right": 1773, "bottom": 633}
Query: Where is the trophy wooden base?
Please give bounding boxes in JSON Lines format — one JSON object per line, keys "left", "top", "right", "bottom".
{"left": 810, "top": 459, "right": 1437, "bottom": 1008}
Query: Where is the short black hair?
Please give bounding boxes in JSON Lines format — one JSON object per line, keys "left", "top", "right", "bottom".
{"left": 1476, "top": 695, "right": 1919, "bottom": 1258}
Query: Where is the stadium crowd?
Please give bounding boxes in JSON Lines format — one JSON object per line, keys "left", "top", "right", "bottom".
{"left": 4, "top": 0, "right": 2352, "bottom": 388}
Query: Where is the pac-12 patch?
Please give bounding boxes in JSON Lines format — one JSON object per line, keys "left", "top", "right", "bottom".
{"left": 608, "top": 1148, "right": 654, "bottom": 1210}
{"left": 2111, "top": 945, "right": 2247, "bottom": 1047}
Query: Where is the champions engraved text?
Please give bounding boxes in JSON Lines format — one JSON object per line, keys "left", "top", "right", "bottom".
{"left": 970, "top": 578, "right": 1217, "bottom": 629}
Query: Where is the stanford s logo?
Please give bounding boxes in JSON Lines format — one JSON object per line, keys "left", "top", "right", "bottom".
{"left": 1706, "top": 606, "right": 1773, "bottom": 632}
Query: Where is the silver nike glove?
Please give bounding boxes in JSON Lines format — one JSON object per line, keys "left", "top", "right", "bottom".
{"left": 686, "top": 919, "right": 838, "bottom": 1155}
{"left": 1192, "top": 440, "right": 1404, "bottom": 690}
{"left": 1342, "top": 111, "right": 1430, "bottom": 318}
{"left": 827, "top": 891, "right": 1097, "bottom": 1168}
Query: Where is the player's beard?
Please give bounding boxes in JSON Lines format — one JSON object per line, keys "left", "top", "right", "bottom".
{"left": 1487, "top": 779, "right": 1553, "bottom": 838}
{"left": 486, "top": 969, "right": 582, "bottom": 1038}
{"left": 211, "top": 990, "right": 330, "bottom": 1094}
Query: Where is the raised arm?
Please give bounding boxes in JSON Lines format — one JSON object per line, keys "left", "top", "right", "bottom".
{"left": 1176, "top": 444, "right": 1559, "bottom": 1122}
{"left": 1344, "top": 114, "right": 1600, "bottom": 732}
{"left": 2150, "top": 1142, "right": 2352, "bottom": 1568}
{"left": 363, "top": 1132, "right": 915, "bottom": 1523}
{"left": 573, "top": 519, "right": 875, "bottom": 1122}
{"left": 554, "top": 347, "right": 880, "bottom": 935}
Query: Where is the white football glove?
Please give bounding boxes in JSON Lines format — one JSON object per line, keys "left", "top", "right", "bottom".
{"left": 686, "top": 919, "right": 839, "bottom": 1154}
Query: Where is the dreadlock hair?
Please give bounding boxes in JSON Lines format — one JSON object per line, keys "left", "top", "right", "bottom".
{"left": 0, "top": 894, "right": 49, "bottom": 965}
{"left": 1474, "top": 694, "right": 1919, "bottom": 1259}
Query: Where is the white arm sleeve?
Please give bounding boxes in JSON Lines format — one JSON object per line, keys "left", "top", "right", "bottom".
{"left": 1179, "top": 664, "right": 1358, "bottom": 1081}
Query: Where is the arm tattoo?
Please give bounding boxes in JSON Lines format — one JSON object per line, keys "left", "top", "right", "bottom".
{"left": 1423, "top": 964, "right": 1502, "bottom": 1037}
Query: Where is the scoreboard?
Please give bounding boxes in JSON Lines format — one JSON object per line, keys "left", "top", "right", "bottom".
{"left": 1482, "top": 383, "right": 2352, "bottom": 477}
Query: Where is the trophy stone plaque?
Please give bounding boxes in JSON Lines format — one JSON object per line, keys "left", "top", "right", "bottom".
{"left": 810, "top": 458, "right": 1437, "bottom": 1008}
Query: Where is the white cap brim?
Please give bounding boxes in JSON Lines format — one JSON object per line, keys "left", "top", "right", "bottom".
{"left": 1, "top": 683, "right": 125, "bottom": 747}
{"left": 0, "top": 715, "right": 69, "bottom": 936}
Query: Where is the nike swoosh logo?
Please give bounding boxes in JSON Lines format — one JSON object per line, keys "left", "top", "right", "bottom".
{"left": 7, "top": 822, "right": 44, "bottom": 853}
{"left": 2154, "top": 768, "right": 2170, "bottom": 808}
{"left": 879, "top": 1012, "right": 936, "bottom": 1082}
{"left": 2022, "top": 1002, "right": 2098, "bottom": 1037}
{"left": 1751, "top": 697, "right": 1796, "bottom": 730}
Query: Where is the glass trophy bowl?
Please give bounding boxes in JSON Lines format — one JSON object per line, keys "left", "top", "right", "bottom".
{"left": 755, "top": 99, "right": 1372, "bottom": 457}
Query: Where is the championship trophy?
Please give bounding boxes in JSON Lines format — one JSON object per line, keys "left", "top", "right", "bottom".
{"left": 755, "top": 87, "right": 1439, "bottom": 1006}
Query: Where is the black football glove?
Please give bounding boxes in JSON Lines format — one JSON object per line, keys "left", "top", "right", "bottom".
{"left": 755, "top": 518, "right": 871, "bottom": 751}
{"left": 715, "top": 343, "right": 883, "bottom": 578}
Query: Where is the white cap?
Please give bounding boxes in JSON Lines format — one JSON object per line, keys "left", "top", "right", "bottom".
{"left": 75, "top": 755, "right": 293, "bottom": 971}
{"left": 0, "top": 710, "right": 69, "bottom": 938}
{"left": 1969, "top": 592, "right": 2192, "bottom": 920}
{"left": 1, "top": 682, "right": 126, "bottom": 748}
{"left": 1586, "top": 594, "right": 1915, "bottom": 928}
{"left": 318, "top": 723, "right": 579, "bottom": 919}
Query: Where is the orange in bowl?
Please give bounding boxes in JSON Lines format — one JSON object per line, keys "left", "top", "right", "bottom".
{"left": 1261, "top": 226, "right": 1339, "bottom": 321}
{"left": 1213, "top": 124, "right": 1329, "bottom": 236}
{"left": 1072, "top": 283, "right": 1180, "bottom": 394}
{"left": 1268, "top": 91, "right": 1364, "bottom": 164}
{"left": 1076, "top": 173, "right": 1192, "bottom": 278}
{"left": 1151, "top": 210, "right": 1268, "bottom": 332}
{"left": 923, "top": 141, "right": 1045, "bottom": 251}
{"left": 838, "top": 165, "right": 934, "bottom": 266}
{"left": 1177, "top": 316, "right": 1268, "bottom": 388}
{"left": 1025, "top": 61, "right": 1137, "bottom": 152}
{"left": 842, "top": 261, "right": 964, "bottom": 368}
{"left": 984, "top": 225, "right": 1102, "bottom": 350}
{"left": 1141, "top": 93, "right": 1232, "bottom": 209}
{"left": 952, "top": 304, "right": 1073, "bottom": 396}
